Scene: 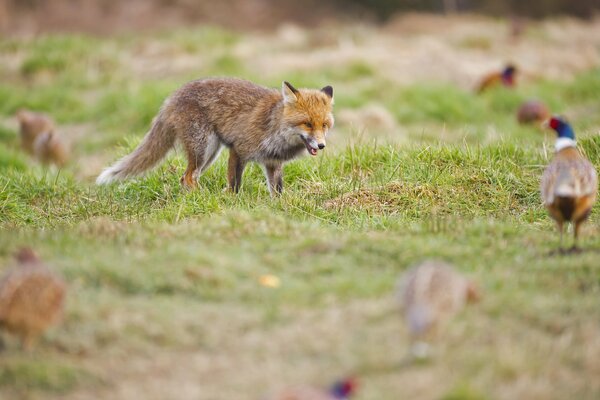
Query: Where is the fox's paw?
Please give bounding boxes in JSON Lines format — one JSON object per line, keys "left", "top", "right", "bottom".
{"left": 180, "top": 175, "right": 197, "bottom": 190}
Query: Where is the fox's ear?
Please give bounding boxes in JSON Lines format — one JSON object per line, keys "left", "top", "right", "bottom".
{"left": 321, "top": 85, "right": 334, "bottom": 100}
{"left": 282, "top": 81, "right": 299, "bottom": 104}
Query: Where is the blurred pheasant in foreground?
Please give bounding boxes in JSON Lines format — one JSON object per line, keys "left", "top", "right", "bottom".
{"left": 16, "top": 109, "right": 68, "bottom": 167}
{"left": 0, "top": 248, "right": 66, "bottom": 350}
{"left": 517, "top": 100, "right": 550, "bottom": 125}
{"left": 397, "top": 260, "right": 480, "bottom": 359}
{"left": 541, "top": 116, "right": 597, "bottom": 250}
{"left": 477, "top": 64, "right": 517, "bottom": 93}
{"left": 265, "top": 378, "right": 357, "bottom": 400}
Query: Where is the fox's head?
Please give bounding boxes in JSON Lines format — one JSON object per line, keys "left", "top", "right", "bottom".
{"left": 281, "top": 81, "right": 334, "bottom": 156}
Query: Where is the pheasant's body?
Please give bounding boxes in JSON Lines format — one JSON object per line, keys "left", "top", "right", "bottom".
{"left": 398, "top": 261, "right": 478, "bottom": 343}
{"left": 16, "top": 110, "right": 54, "bottom": 155}
{"left": 16, "top": 110, "right": 67, "bottom": 166}
{"left": 541, "top": 139, "right": 597, "bottom": 247}
{"left": 33, "top": 131, "right": 68, "bottom": 167}
{"left": 477, "top": 65, "right": 516, "bottom": 93}
{"left": 0, "top": 249, "right": 66, "bottom": 349}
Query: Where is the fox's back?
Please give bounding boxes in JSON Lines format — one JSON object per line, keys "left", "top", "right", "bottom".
{"left": 167, "top": 78, "right": 280, "bottom": 128}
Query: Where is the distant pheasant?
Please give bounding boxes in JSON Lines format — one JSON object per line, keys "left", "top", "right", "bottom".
{"left": 517, "top": 100, "right": 550, "bottom": 125}
{"left": 541, "top": 116, "right": 598, "bottom": 250}
{"left": 16, "top": 109, "right": 54, "bottom": 154}
{"left": 477, "top": 64, "right": 517, "bottom": 93}
{"left": 16, "top": 109, "right": 68, "bottom": 167}
{"left": 397, "top": 260, "right": 480, "bottom": 358}
{"left": 265, "top": 378, "right": 357, "bottom": 400}
{"left": 0, "top": 248, "right": 66, "bottom": 350}
{"left": 32, "top": 130, "right": 68, "bottom": 167}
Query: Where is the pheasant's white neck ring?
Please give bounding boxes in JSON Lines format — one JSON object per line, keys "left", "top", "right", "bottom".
{"left": 555, "top": 137, "right": 577, "bottom": 152}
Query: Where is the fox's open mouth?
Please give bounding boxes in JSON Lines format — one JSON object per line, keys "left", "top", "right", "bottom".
{"left": 300, "top": 136, "right": 318, "bottom": 156}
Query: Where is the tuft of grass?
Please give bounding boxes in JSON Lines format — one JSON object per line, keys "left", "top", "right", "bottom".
{"left": 442, "top": 383, "right": 488, "bottom": 400}
{"left": 0, "top": 141, "right": 559, "bottom": 228}
{"left": 0, "top": 142, "right": 27, "bottom": 172}
{"left": 0, "top": 358, "right": 94, "bottom": 393}
{"left": 19, "top": 35, "right": 100, "bottom": 77}
{"left": 164, "top": 26, "right": 240, "bottom": 53}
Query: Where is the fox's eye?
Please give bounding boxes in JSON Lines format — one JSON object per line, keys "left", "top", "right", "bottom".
{"left": 304, "top": 122, "right": 313, "bottom": 129}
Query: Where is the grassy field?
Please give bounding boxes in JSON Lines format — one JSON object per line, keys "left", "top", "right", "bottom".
{"left": 0, "top": 15, "right": 599, "bottom": 400}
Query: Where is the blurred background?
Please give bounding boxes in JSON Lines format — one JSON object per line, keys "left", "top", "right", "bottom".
{"left": 0, "top": 0, "right": 598, "bottom": 34}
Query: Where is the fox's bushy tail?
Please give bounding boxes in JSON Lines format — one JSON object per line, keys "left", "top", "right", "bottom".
{"left": 96, "top": 115, "right": 175, "bottom": 185}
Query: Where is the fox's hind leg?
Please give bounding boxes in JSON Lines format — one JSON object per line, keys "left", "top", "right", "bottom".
{"left": 179, "top": 128, "right": 216, "bottom": 189}
{"left": 181, "top": 149, "right": 201, "bottom": 189}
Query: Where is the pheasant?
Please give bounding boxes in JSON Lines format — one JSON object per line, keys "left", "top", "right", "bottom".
{"left": 477, "top": 64, "right": 517, "bottom": 93}
{"left": 16, "top": 109, "right": 54, "bottom": 155}
{"left": 541, "top": 116, "right": 598, "bottom": 250}
{"left": 0, "top": 248, "right": 66, "bottom": 350}
{"left": 16, "top": 109, "right": 68, "bottom": 166}
{"left": 32, "top": 130, "right": 69, "bottom": 167}
{"left": 517, "top": 100, "right": 550, "bottom": 125}
{"left": 265, "top": 378, "right": 356, "bottom": 400}
{"left": 397, "top": 260, "right": 480, "bottom": 358}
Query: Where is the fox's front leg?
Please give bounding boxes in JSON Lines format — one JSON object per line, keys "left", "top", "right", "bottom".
{"left": 265, "top": 163, "right": 283, "bottom": 196}
{"left": 227, "top": 149, "right": 246, "bottom": 193}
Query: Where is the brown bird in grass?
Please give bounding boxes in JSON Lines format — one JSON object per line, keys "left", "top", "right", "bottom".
{"left": 16, "top": 109, "right": 68, "bottom": 167}
{"left": 265, "top": 378, "right": 357, "bottom": 400}
{"left": 541, "top": 116, "right": 597, "bottom": 250}
{"left": 0, "top": 248, "right": 66, "bottom": 350}
{"left": 477, "top": 64, "right": 517, "bottom": 93}
{"left": 16, "top": 109, "right": 54, "bottom": 154}
{"left": 397, "top": 260, "right": 480, "bottom": 358}
{"left": 517, "top": 100, "right": 550, "bottom": 125}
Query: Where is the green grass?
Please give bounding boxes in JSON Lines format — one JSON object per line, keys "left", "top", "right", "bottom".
{"left": 0, "top": 357, "right": 95, "bottom": 394}
{"left": 0, "top": 23, "right": 599, "bottom": 400}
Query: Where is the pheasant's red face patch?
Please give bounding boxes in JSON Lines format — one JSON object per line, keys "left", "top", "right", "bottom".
{"left": 549, "top": 118, "right": 560, "bottom": 130}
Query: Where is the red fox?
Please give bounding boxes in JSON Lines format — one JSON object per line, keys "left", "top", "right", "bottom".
{"left": 96, "top": 78, "right": 334, "bottom": 194}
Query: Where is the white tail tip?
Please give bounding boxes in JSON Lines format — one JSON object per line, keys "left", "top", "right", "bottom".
{"left": 96, "top": 167, "right": 118, "bottom": 185}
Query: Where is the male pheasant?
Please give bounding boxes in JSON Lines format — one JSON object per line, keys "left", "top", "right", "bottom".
{"left": 477, "top": 64, "right": 517, "bottom": 93}
{"left": 397, "top": 260, "right": 480, "bottom": 358}
{"left": 0, "top": 248, "right": 66, "bottom": 350}
{"left": 541, "top": 116, "right": 597, "bottom": 250}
